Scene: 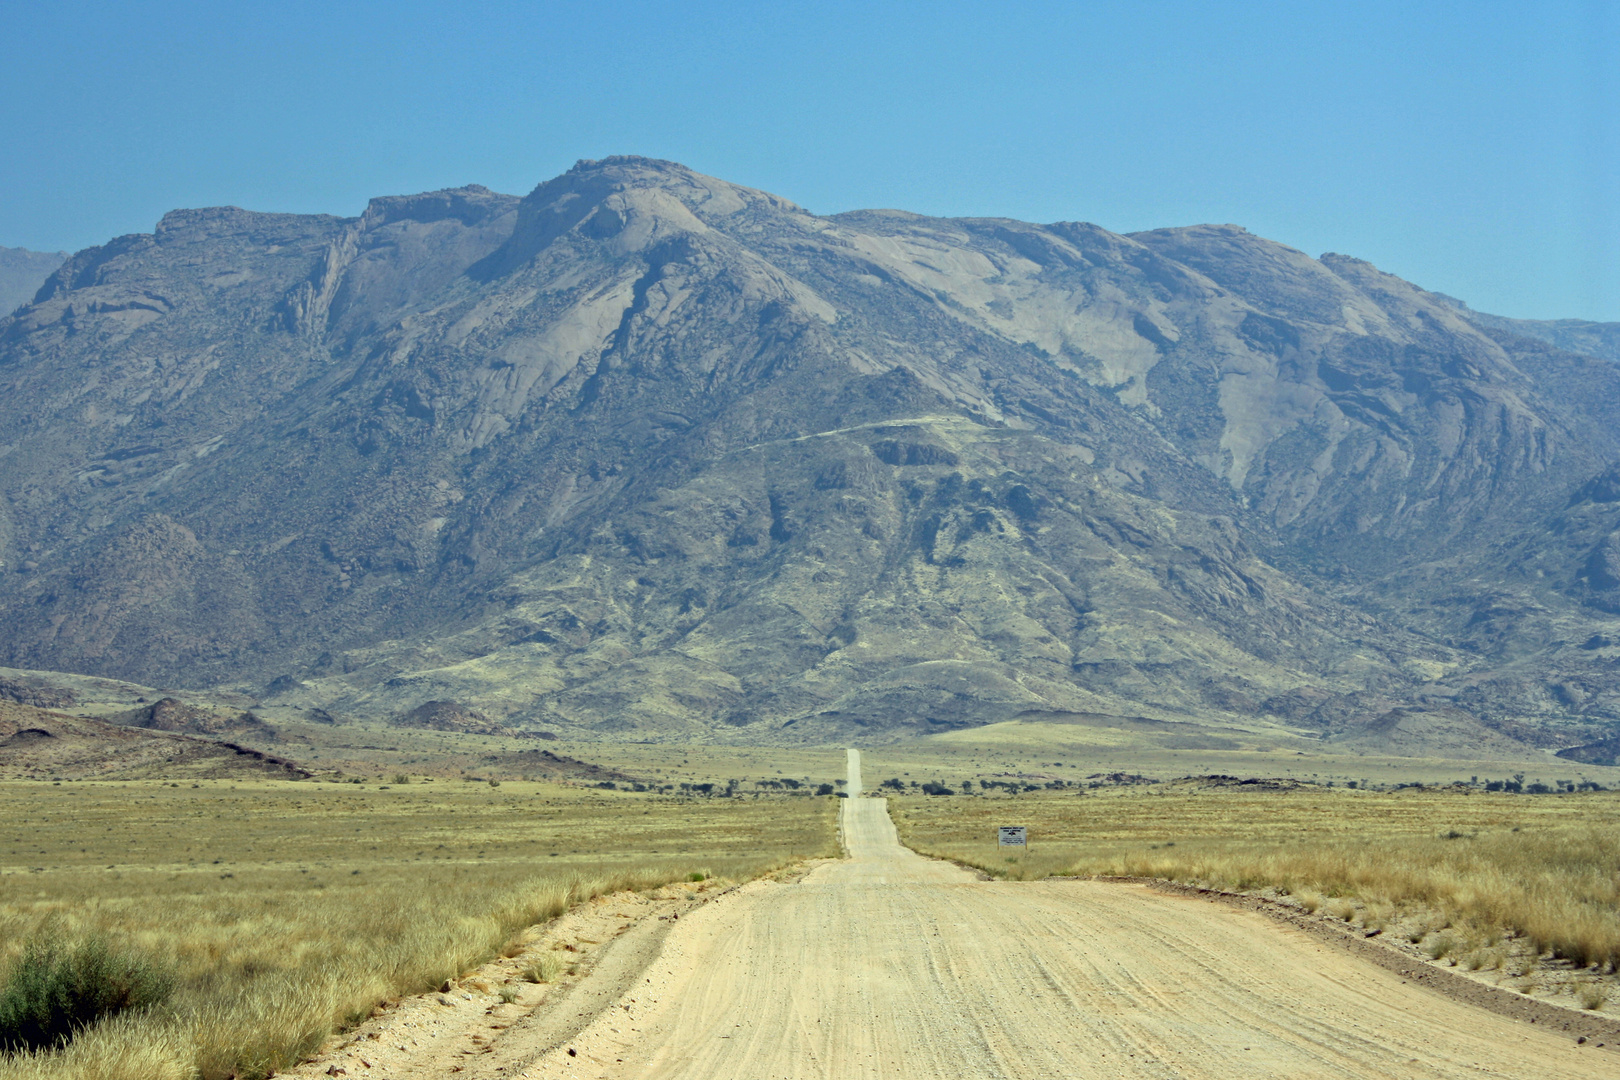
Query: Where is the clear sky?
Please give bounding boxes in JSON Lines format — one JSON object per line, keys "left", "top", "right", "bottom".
{"left": 3, "top": 1, "right": 1615, "bottom": 321}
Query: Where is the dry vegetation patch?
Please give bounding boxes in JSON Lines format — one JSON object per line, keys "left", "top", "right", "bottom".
{"left": 889, "top": 783, "right": 1620, "bottom": 1011}
{"left": 0, "top": 779, "right": 837, "bottom": 1079}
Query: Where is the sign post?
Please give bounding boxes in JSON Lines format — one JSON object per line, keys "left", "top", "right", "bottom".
{"left": 997, "top": 825, "right": 1027, "bottom": 848}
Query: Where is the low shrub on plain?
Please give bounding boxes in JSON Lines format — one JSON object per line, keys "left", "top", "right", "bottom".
{"left": 0, "top": 938, "right": 173, "bottom": 1053}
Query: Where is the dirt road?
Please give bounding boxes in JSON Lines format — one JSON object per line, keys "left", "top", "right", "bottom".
{"left": 317, "top": 752, "right": 1605, "bottom": 1079}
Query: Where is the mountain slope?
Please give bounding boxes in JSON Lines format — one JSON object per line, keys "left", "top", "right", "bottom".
{"left": 2, "top": 157, "right": 1618, "bottom": 748}
{"left": 1443, "top": 294, "right": 1620, "bottom": 365}
{"left": 0, "top": 245, "right": 69, "bottom": 316}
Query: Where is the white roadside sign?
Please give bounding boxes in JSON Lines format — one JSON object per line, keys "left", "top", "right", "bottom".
{"left": 998, "top": 826, "right": 1027, "bottom": 847}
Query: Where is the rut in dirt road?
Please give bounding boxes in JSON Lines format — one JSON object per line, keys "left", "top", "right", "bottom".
{"left": 512, "top": 754, "right": 1599, "bottom": 1079}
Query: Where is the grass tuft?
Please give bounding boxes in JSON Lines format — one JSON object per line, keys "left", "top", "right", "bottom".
{"left": 521, "top": 955, "right": 562, "bottom": 984}
{"left": 1424, "top": 933, "right": 1458, "bottom": 961}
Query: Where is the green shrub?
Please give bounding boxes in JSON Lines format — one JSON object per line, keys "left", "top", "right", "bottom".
{"left": 0, "top": 937, "right": 174, "bottom": 1052}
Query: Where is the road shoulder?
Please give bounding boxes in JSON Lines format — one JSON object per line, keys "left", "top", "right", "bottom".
{"left": 1111, "top": 875, "right": 1620, "bottom": 1050}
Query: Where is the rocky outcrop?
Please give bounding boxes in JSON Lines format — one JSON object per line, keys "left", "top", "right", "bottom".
{"left": 116, "top": 696, "right": 271, "bottom": 736}
{"left": 0, "top": 675, "right": 74, "bottom": 709}
{"left": 393, "top": 700, "right": 498, "bottom": 733}
{"left": 0, "top": 701, "right": 307, "bottom": 780}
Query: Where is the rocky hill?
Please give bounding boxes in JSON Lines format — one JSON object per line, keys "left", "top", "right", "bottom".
{"left": 3, "top": 157, "right": 1620, "bottom": 751}
{"left": 0, "top": 700, "right": 307, "bottom": 780}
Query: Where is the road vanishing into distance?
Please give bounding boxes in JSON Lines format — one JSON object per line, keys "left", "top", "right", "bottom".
{"left": 506, "top": 748, "right": 1594, "bottom": 1079}
{"left": 313, "top": 748, "right": 1600, "bottom": 1079}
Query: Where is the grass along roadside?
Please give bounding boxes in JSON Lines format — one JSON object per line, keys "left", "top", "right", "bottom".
{"left": 0, "top": 779, "right": 838, "bottom": 1080}
{"left": 888, "top": 782, "right": 1620, "bottom": 1012}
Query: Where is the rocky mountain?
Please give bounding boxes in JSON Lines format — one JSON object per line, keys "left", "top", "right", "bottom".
{"left": 0, "top": 245, "right": 69, "bottom": 317}
{"left": 1440, "top": 294, "right": 1620, "bottom": 365}
{"left": 3, "top": 157, "right": 1620, "bottom": 752}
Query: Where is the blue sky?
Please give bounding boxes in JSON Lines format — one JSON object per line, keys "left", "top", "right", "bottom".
{"left": 3, "top": 1, "right": 1615, "bottom": 320}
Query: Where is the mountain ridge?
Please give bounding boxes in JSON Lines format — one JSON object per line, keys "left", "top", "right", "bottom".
{"left": 0, "top": 245, "right": 69, "bottom": 317}
{"left": 3, "top": 156, "right": 1619, "bottom": 752}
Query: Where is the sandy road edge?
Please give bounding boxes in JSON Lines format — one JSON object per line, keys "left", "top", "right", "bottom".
{"left": 283, "top": 859, "right": 839, "bottom": 1079}
{"left": 499, "top": 866, "right": 835, "bottom": 1078}
{"left": 508, "top": 798, "right": 863, "bottom": 1076}
{"left": 1095, "top": 874, "right": 1620, "bottom": 1050}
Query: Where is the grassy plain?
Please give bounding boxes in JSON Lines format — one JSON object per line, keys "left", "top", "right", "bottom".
{"left": 0, "top": 778, "right": 838, "bottom": 1080}
{"left": 889, "top": 782, "right": 1620, "bottom": 1009}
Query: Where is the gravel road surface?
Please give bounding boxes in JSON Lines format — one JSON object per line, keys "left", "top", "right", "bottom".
{"left": 519, "top": 753, "right": 1599, "bottom": 1078}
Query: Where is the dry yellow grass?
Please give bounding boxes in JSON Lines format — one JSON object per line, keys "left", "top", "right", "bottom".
{"left": 0, "top": 778, "right": 837, "bottom": 1079}
{"left": 890, "top": 783, "right": 1620, "bottom": 978}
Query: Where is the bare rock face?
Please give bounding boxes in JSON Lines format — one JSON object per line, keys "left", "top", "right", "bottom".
{"left": 2, "top": 157, "right": 1620, "bottom": 750}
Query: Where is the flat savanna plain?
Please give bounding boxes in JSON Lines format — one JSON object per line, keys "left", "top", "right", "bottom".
{"left": 5, "top": 715, "right": 1620, "bottom": 1079}
{"left": 0, "top": 777, "right": 839, "bottom": 1080}
{"left": 888, "top": 780, "right": 1620, "bottom": 1012}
